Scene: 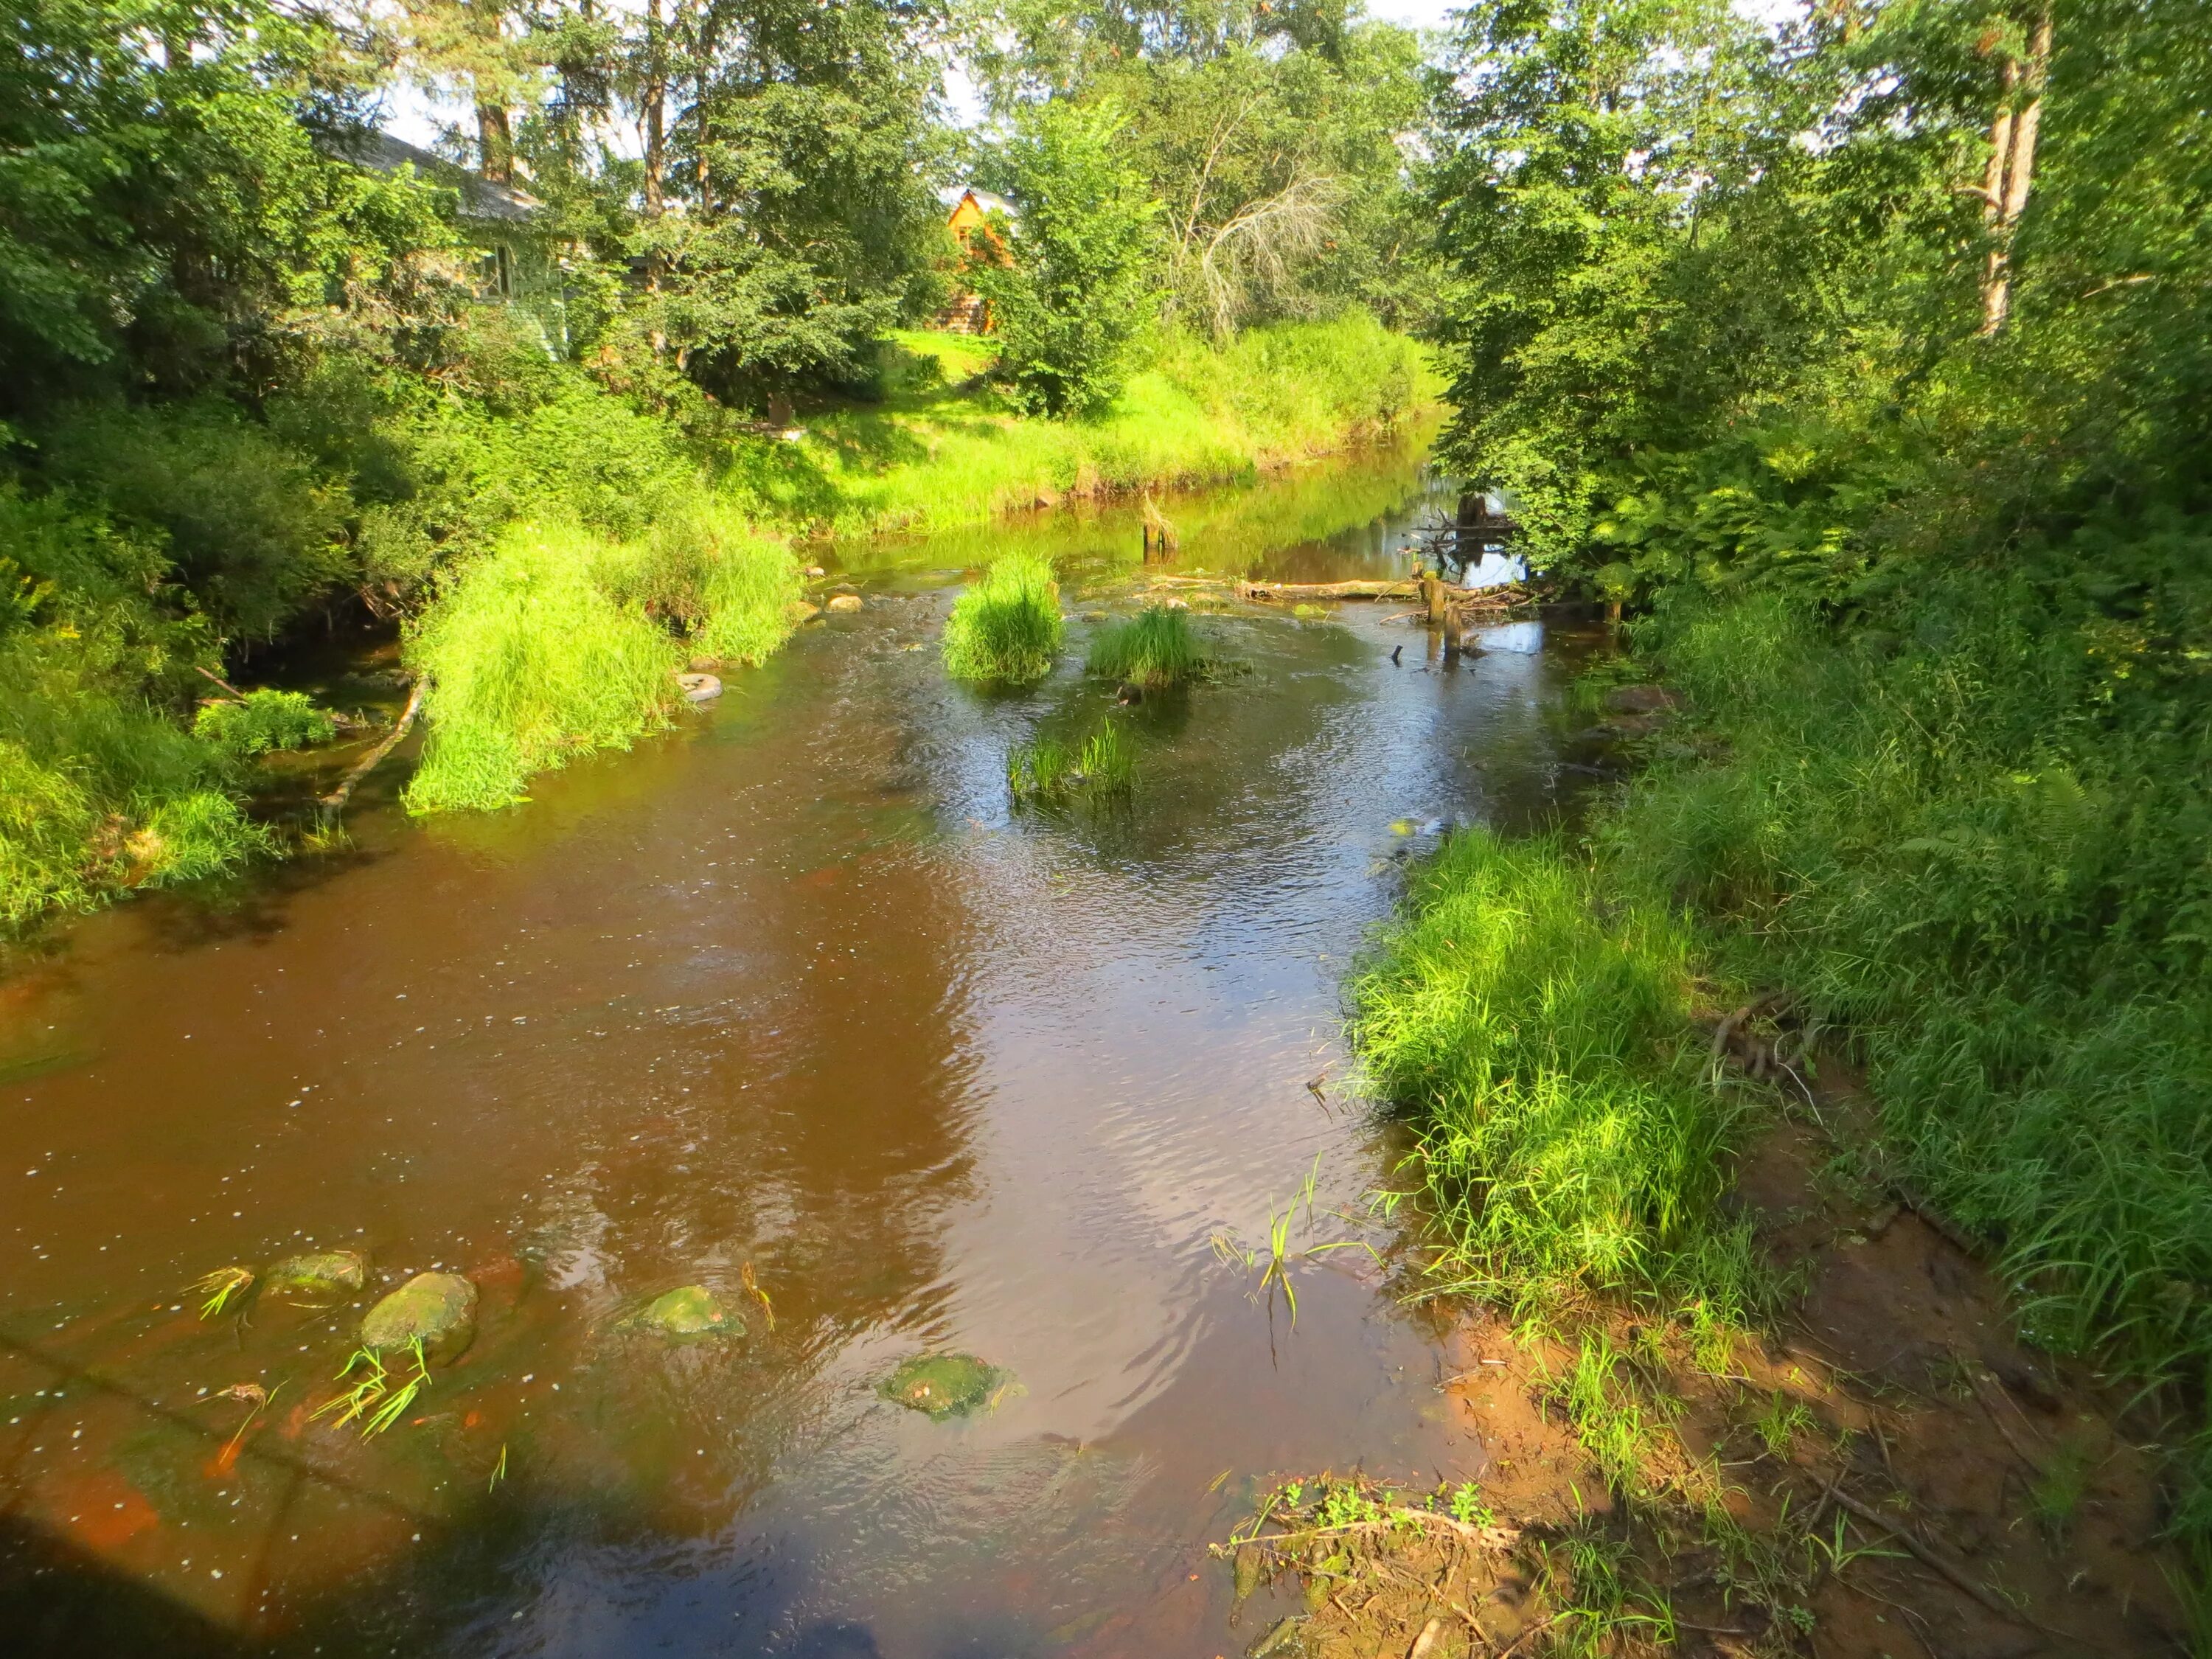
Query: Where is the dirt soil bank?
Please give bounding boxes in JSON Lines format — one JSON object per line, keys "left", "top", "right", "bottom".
{"left": 1221, "top": 1071, "right": 2193, "bottom": 1659}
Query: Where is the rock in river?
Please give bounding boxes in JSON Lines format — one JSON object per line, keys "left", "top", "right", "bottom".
{"left": 636, "top": 1285, "right": 743, "bottom": 1340}
{"left": 265, "top": 1250, "right": 367, "bottom": 1298}
{"left": 880, "top": 1353, "right": 1008, "bottom": 1420}
{"left": 827, "top": 594, "right": 863, "bottom": 613}
{"left": 361, "top": 1272, "right": 478, "bottom": 1362}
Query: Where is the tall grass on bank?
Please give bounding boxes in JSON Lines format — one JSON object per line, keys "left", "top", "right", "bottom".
{"left": 1599, "top": 588, "right": 2212, "bottom": 1536}
{"left": 404, "top": 515, "right": 797, "bottom": 813}
{"left": 1086, "top": 605, "right": 1208, "bottom": 689}
{"left": 1349, "top": 828, "right": 1763, "bottom": 1329}
{"left": 942, "top": 554, "right": 1065, "bottom": 685}
{"left": 725, "top": 313, "right": 1439, "bottom": 538}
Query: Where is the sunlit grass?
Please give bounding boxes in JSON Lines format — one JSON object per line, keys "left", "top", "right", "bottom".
{"left": 1086, "top": 605, "right": 1208, "bottom": 689}
{"left": 1007, "top": 717, "right": 1135, "bottom": 803}
{"left": 1349, "top": 827, "right": 1765, "bottom": 1324}
{"left": 942, "top": 554, "right": 1065, "bottom": 685}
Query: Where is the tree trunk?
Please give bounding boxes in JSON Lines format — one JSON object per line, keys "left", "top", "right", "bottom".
{"left": 641, "top": 0, "right": 667, "bottom": 220}
{"left": 476, "top": 100, "right": 514, "bottom": 183}
{"left": 1978, "top": 6, "right": 2052, "bottom": 337}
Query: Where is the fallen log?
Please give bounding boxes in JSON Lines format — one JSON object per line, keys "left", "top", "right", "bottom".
{"left": 319, "top": 675, "right": 427, "bottom": 823}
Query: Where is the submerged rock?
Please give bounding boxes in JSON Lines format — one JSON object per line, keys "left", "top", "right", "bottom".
{"left": 361, "top": 1272, "right": 478, "bottom": 1362}
{"left": 265, "top": 1251, "right": 367, "bottom": 1298}
{"left": 636, "top": 1285, "right": 743, "bottom": 1340}
{"left": 788, "top": 601, "right": 823, "bottom": 623}
{"left": 880, "top": 1352, "right": 1008, "bottom": 1420}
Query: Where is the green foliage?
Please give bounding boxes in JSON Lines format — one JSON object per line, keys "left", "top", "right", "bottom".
{"left": 1349, "top": 827, "right": 1755, "bottom": 1318}
{"left": 970, "top": 101, "right": 1162, "bottom": 417}
{"left": 194, "top": 690, "right": 338, "bottom": 758}
{"left": 1085, "top": 604, "right": 1207, "bottom": 688}
{"left": 736, "top": 316, "right": 1437, "bottom": 538}
{"left": 402, "top": 522, "right": 684, "bottom": 813}
{"left": 969, "top": 3, "right": 1436, "bottom": 332}
{"left": 942, "top": 554, "right": 1066, "bottom": 684}
{"left": 1427, "top": 0, "right": 2212, "bottom": 1555}
{"left": 1601, "top": 588, "right": 2212, "bottom": 1503}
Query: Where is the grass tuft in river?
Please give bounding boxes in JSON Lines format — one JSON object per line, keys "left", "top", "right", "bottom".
{"left": 942, "top": 554, "right": 1065, "bottom": 686}
{"left": 1085, "top": 604, "right": 1210, "bottom": 689}
{"left": 313, "top": 1338, "right": 432, "bottom": 1437}
{"left": 1007, "top": 718, "right": 1134, "bottom": 804}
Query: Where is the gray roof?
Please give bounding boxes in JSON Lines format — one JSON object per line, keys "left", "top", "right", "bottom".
{"left": 938, "top": 184, "right": 1015, "bottom": 220}
{"left": 350, "top": 131, "right": 542, "bottom": 225}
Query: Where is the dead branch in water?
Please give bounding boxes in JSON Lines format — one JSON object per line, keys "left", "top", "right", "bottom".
{"left": 319, "top": 675, "right": 427, "bottom": 821}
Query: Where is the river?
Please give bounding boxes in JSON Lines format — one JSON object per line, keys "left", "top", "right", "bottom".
{"left": 1, "top": 437, "right": 1604, "bottom": 1657}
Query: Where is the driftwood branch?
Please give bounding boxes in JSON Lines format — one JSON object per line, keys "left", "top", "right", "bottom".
{"left": 319, "top": 675, "right": 427, "bottom": 821}
{"left": 194, "top": 663, "right": 249, "bottom": 701}
{"left": 1824, "top": 1482, "right": 2040, "bottom": 1630}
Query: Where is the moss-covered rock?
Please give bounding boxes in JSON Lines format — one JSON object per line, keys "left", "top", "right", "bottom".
{"left": 361, "top": 1272, "right": 477, "bottom": 1362}
{"left": 880, "top": 1352, "right": 1008, "bottom": 1420}
{"left": 636, "top": 1284, "right": 742, "bottom": 1339}
{"left": 265, "top": 1250, "right": 367, "bottom": 1298}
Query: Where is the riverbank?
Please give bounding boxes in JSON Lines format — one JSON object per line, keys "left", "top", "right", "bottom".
{"left": 1314, "top": 591, "right": 2208, "bottom": 1652}
{"left": 0, "top": 316, "right": 1437, "bottom": 925}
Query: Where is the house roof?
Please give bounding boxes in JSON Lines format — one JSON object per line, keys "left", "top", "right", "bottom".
{"left": 937, "top": 184, "right": 1015, "bottom": 220}
{"left": 350, "top": 131, "right": 543, "bottom": 225}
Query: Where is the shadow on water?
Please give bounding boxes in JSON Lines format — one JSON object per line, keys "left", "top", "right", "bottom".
{"left": 3, "top": 436, "right": 1607, "bottom": 1657}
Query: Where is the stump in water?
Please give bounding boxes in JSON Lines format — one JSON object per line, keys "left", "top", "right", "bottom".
{"left": 880, "top": 1353, "right": 1008, "bottom": 1419}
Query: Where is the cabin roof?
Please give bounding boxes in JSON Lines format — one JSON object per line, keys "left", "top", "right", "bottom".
{"left": 350, "top": 131, "right": 543, "bottom": 225}
{"left": 937, "top": 184, "right": 1015, "bottom": 221}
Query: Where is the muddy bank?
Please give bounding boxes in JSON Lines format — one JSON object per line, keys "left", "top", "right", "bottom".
{"left": 1223, "top": 1065, "right": 2191, "bottom": 1658}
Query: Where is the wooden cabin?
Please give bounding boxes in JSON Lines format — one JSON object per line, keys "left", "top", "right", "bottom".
{"left": 934, "top": 187, "right": 1014, "bottom": 334}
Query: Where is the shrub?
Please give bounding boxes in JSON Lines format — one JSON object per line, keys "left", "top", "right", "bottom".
{"left": 194, "top": 689, "right": 338, "bottom": 758}
{"left": 1085, "top": 605, "right": 1207, "bottom": 688}
{"left": 942, "top": 554, "right": 1065, "bottom": 684}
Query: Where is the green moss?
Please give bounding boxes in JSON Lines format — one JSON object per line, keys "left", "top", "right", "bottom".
{"left": 879, "top": 1352, "right": 1009, "bottom": 1419}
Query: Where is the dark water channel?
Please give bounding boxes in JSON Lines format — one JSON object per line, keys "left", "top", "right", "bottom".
{"left": 2, "top": 439, "right": 1601, "bottom": 1657}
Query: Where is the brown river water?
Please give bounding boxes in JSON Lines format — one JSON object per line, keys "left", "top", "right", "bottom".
{"left": 1, "top": 439, "right": 1604, "bottom": 1657}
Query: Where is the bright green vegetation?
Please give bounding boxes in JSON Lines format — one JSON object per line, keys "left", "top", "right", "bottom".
{"left": 737, "top": 314, "right": 1436, "bottom": 539}
{"left": 403, "top": 517, "right": 796, "bottom": 813}
{"left": 1006, "top": 719, "right": 1135, "bottom": 803}
{"left": 1349, "top": 830, "right": 1765, "bottom": 1339}
{"left": 194, "top": 691, "right": 338, "bottom": 759}
{"left": 1085, "top": 605, "right": 1210, "bottom": 689}
{"left": 1419, "top": 0, "right": 2212, "bottom": 1564}
{"left": 942, "top": 554, "right": 1066, "bottom": 686}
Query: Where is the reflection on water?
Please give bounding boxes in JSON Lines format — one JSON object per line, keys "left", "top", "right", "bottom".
{"left": 1, "top": 439, "right": 1597, "bottom": 1657}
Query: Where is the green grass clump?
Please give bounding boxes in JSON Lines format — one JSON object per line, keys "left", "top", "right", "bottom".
{"left": 1349, "top": 827, "right": 1759, "bottom": 1321}
{"left": 1008, "top": 718, "right": 1135, "bottom": 803}
{"left": 403, "top": 522, "right": 683, "bottom": 813}
{"left": 1086, "top": 605, "right": 1208, "bottom": 689}
{"left": 193, "top": 689, "right": 337, "bottom": 758}
{"left": 942, "top": 554, "right": 1065, "bottom": 685}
